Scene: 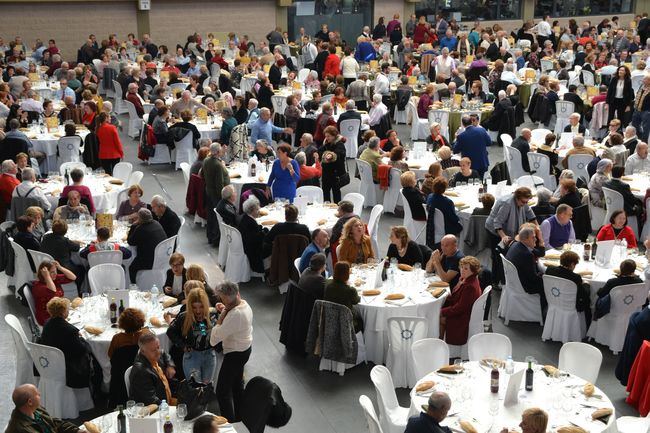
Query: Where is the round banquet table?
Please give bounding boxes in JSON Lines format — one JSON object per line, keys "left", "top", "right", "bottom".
{"left": 240, "top": 75, "right": 257, "bottom": 95}
{"left": 191, "top": 118, "right": 221, "bottom": 141}
{"left": 226, "top": 161, "right": 271, "bottom": 208}
{"left": 68, "top": 290, "right": 175, "bottom": 388}
{"left": 351, "top": 263, "right": 450, "bottom": 365}
{"left": 621, "top": 173, "right": 650, "bottom": 200}
{"left": 32, "top": 80, "right": 58, "bottom": 100}
{"left": 443, "top": 107, "right": 493, "bottom": 142}
{"left": 28, "top": 126, "right": 90, "bottom": 175}
{"left": 89, "top": 407, "right": 237, "bottom": 433}
{"left": 255, "top": 202, "right": 339, "bottom": 231}
{"left": 409, "top": 361, "right": 616, "bottom": 433}
{"left": 38, "top": 173, "right": 125, "bottom": 211}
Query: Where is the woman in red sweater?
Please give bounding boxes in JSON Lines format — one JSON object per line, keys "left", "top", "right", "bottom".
{"left": 95, "top": 112, "right": 124, "bottom": 175}
{"left": 596, "top": 209, "right": 638, "bottom": 248}
{"left": 32, "top": 260, "right": 76, "bottom": 325}
{"left": 439, "top": 256, "right": 482, "bottom": 345}
{"left": 323, "top": 45, "right": 341, "bottom": 79}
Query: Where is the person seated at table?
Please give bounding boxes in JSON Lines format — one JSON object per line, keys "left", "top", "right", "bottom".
{"left": 439, "top": 255, "right": 482, "bottom": 345}
{"left": 216, "top": 185, "right": 239, "bottom": 228}
{"left": 604, "top": 166, "right": 644, "bottom": 218}
{"left": 31, "top": 260, "right": 76, "bottom": 326}
{"left": 625, "top": 142, "right": 650, "bottom": 175}
{"left": 13, "top": 215, "right": 41, "bottom": 266}
{"left": 6, "top": 384, "right": 85, "bottom": 433}
{"left": 250, "top": 139, "right": 276, "bottom": 164}
{"left": 588, "top": 158, "right": 613, "bottom": 209}
{"left": 129, "top": 332, "right": 177, "bottom": 406}
{"left": 437, "top": 146, "right": 459, "bottom": 170}
{"left": 298, "top": 252, "right": 327, "bottom": 299}
{"left": 386, "top": 225, "right": 423, "bottom": 266}
{"left": 53, "top": 190, "right": 91, "bottom": 221}
{"left": 109, "top": 307, "right": 150, "bottom": 359}
{"left": 127, "top": 208, "right": 168, "bottom": 283}
{"left": 380, "top": 130, "right": 402, "bottom": 153}
{"left": 466, "top": 80, "right": 487, "bottom": 103}
{"left": 405, "top": 392, "right": 452, "bottom": 433}
{"left": 324, "top": 261, "right": 362, "bottom": 332}
{"left": 426, "top": 177, "right": 463, "bottom": 246}
{"left": 601, "top": 119, "right": 623, "bottom": 148}
{"left": 426, "top": 122, "right": 450, "bottom": 152}
{"left": 561, "top": 136, "right": 596, "bottom": 169}
{"left": 564, "top": 112, "right": 586, "bottom": 135}
{"left": 597, "top": 209, "right": 638, "bottom": 248}
{"left": 499, "top": 408, "right": 548, "bottom": 433}
{"left": 426, "top": 234, "right": 465, "bottom": 288}
{"left": 298, "top": 229, "right": 330, "bottom": 274}
{"left": 544, "top": 250, "right": 592, "bottom": 325}
{"left": 330, "top": 201, "right": 358, "bottom": 246}
{"left": 38, "top": 297, "right": 97, "bottom": 390}
{"left": 12, "top": 167, "right": 51, "bottom": 213}
{"left": 150, "top": 195, "right": 181, "bottom": 238}
{"left": 387, "top": 146, "right": 409, "bottom": 172}
{"left": 14, "top": 152, "right": 29, "bottom": 182}
{"left": 550, "top": 178, "right": 582, "bottom": 209}
{"left": 170, "top": 90, "right": 210, "bottom": 117}
{"left": 367, "top": 94, "right": 388, "bottom": 130}
{"left": 359, "top": 136, "right": 383, "bottom": 182}
{"left": 41, "top": 219, "right": 84, "bottom": 290}
{"left": 472, "top": 193, "right": 495, "bottom": 216}
{"left": 239, "top": 196, "right": 270, "bottom": 274}
{"left": 163, "top": 252, "right": 187, "bottom": 300}
{"left": 60, "top": 168, "right": 96, "bottom": 215}
{"left": 169, "top": 109, "right": 201, "bottom": 148}
{"left": 116, "top": 184, "right": 147, "bottom": 222}
{"left": 540, "top": 204, "right": 576, "bottom": 249}
{"left": 505, "top": 225, "right": 547, "bottom": 311}
{"left": 450, "top": 157, "right": 480, "bottom": 187}
{"left": 267, "top": 144, "right": 301, "bottom": 202}
{"left": 263, "top": 204, "right": 310, "bottom": 257}
{"left": 338, "top": 217, "right": 374, "bottom": 265}
{"left": 78, "top": 226, "right": 132, "bottom": 261}
{"left": 401, "top": 171, "right": 427, "bottom": 222}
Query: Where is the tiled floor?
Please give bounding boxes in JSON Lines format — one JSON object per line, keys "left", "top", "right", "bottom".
{"left": 0, "top": 114, "right": 639, "bottom": 432}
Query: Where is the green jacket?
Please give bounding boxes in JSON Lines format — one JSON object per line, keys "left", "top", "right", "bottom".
{"left": 202, "top": 155, "right": 230, "bottom": 202}
{"left": 5, "top": 408, "right": 79, "bottom": 433}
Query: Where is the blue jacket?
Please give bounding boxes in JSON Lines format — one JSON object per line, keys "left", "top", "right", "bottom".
{"left": 299, "top": 242, "right": 322, "bottom": 273}
{"left": 439, "top": 36, "right": 457, "bottom": 52}
{"left": 405, "top": 413, "right": 452, "bottom": 433}
{"left": 250, "top": 118, "right": 283, "bottom": 144}
{"left": 355, "top": 42, "right": 377, "bottom": 62}
{"left": 453, "top": 126, "right": 490, "bottom": 173}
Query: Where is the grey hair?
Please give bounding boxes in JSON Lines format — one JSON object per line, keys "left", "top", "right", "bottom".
{"left": 372, "top": 94, "right": 383, "bottom": 103}
{"left": 295, "top": 151, "right": 307, "bottom": 165}
{"left": 248, "top": 98, "right": 259, "bottom": 108}
{"left": 138, "top": 208, "right": 153, "bottom": 222}
{"left": 260, "top": 107, "right": 271, "bottom": 116}
{"left": 519, "top": 226, "right": 536, "bottom": 240}
{"left": 221, "top": 106, "right": 233, "bottom": 117}
{"left": 209, "top": 142, "right": 221, "bottom": 154}
{"left": 221, "top": 185, "right": 235, "bottom": 200}
{"left": 573, "top": 135, "right": 585, "bottom": 147}
{"left": 536, "top": 187, "right": 552, "bottom": 203}
{"left": 301, "top": 133, "right": 313, "bottom": 143}
{"left": 368, "top": 136, "right": 380, "bottom": 149}
{"left": 21, "top": 167, "right": 35, "bottom": 182}
{"left": 427, "top": 392, "right": 452, "bottom": 411}
{"left": 199, "top": 138, "right": 212, "bottom": 147}
{"left": 1, "top": 159, "right": 14, "bottom": 173}
{"left": 102, "top": 101, "right": 113, "bottom": 112}
{"left": 345, "top": 100, "right": 356, "bottom": 110}
{"left": 150, "top": 195, "right": 166, "bottom": 206}
{"left": 218, "top": 280, "right": 240, "bottom": 298}
{"left": 625, "top": 125, "right": 637, "bottom": 134}
{"left": 256, "top": 139, "right": 269, "bottom": 148}
{"left": 242, "top": 195, "right": 260, "bottom": 215}
{"left": 138, "top": 332, "right": 158, "bottom": 348}
{"left": 498, "top": 90, "right": 506, "bottom": 99}
{"left": 559, "top": 169, "right": 575, "bottom": 180}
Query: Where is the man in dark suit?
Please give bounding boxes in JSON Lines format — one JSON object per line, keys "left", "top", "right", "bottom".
{"left": 129, "top": 333, "right": 176, "bottom": 406}
{"left": 127, "top": 208, "right": 168, "bottom": 283}
{"left": 505, "top": 225, "right": 547, "bottom": 311}
{"left": 453, "top": 116, "right": 490, "bottom": 177}
{"left": 298, "top": 253, "right": 327, "bottom": 299}
{"left": 1, "top": 119, "right": 30, "bottom": 163}
{"left": 405, "top": 391, "right": 452, "bottom": 433}
{"left": 293, "top": 133, "right": 319, "bottom": 167}
{"left": 511, "top": 128, "right": 532, "bottom": 173}
{"left": 216, "top": 185, "right": 238, "bottom": 227}
{"left": 604, "top": 166, "right": 643, "bottom": 216}
{"left": 623, "top": 125, "right": 640, "bottom": 154}
{"left": 239, "top": 196, "right": 269, "bottom": 273}
{"left": 562, "top": 86, "right": 585, "bottom": 118}
{"left": 544, "top": 250, "right": 592, "bottom": 326}
{"left": 263, "top": 204, "right": 310, "bottom": 256}
{"left": 150, "top": 195, "right": 181, "bottom": 238}
{"left": 563, "top": 112, "right": 586, "bottom": 135}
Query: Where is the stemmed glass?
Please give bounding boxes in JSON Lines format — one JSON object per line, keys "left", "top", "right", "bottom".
{"left": 126, "top": 400, "right": 136, "bottom": 417}
{"left": 488, "top": 398, "right": 500, "bottom": 432}
{"left": 176, "top": 403, "right": 188, "bottom": 431}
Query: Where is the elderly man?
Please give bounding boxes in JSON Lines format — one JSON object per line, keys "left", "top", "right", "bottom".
{"left": 250, "top": 107, "right": 292, "bottom": 144}
{"left": 540, "top": 204, "right": 575, "bottom": 249}
{"left": 511, "top": 128, "right": 532, "bottom": 173}
{"left": 337, "top": 99, "right": 362, "bottom": 129}
{"left": 367, "top": 94, "right": 388, "bottom": 128}
{"left": 295, "top": 133, "right": 318, "bottom": 166}
{"left": 298, "top": 228, "right": 330, "bottom": 272}
{"left": 148, "top": 99, "right": 165, "bottom": 125}
{"left": 239, "top": 196, "right": 270, "bottom": 272}
{"left": 359, "top": 136, "right": 383, "bottom": 182}
{"left": 298, "top": 252, "right": 327, "bottom": 299}
{"left": 346, "top": 73, "right": 370, "bottom": 111}
{"left": 12, "top": 167, "right": 51, "bottom": 213}
{"left": 625, "top": 142, "right": 650, "bottom": 174}
{"left": 434, "top": 47, "right": 456, "bottom": 80}
{"left": 623, "top": 125, "right": 639, "bottom": 154}
{"left": 330, "top": 200, "right": 359, "bottom": 245}
{"left": 129, "top": 332, "right": 176, "bottom": 406}
{"left": 53, "top": 190, "right": 90, "bottom": 221}
{"left": 245, "top": 98, "right": 260, "bottom": 128}
{"left": 501, "top": 63, "right": 522, "bottom": 85}
{"left": 6, "top": 384, "right": 84, "bottom": 433}
{"left": 126, "top": 82, "right": 145, "bottom": 118}
{"left": 425, "top": 234, "right": 464, "bottom": 288}
{"left": 564, "top": 112, "right": 586, "bottom": 135}
{"left": 53, "top": 61, "right": 69, "bottom": 81}
{"left": 562, "top": 135, "right": 596, "bottom": 168}
{"left": 150, "top": 195, "right": 181, "bottom": 237}
{"left": 58, "top": 95, "right": 81, "bottom": 124}
{"left": 53, "top": 78, "right": 75, "bottom": 101}
{"left": 127, "top": 208, "right": 168, "bottom": 282}
{"left": 20, "top": 90, "right": 42, "bottom": 114}
{"left": 171, "top": 90, "right": 209, "bottom": 117}
{"left": 0, "top": 159, "right": 20, "bottom": 220}
{"left": 405, "top": 391, "right": 452, "bottom": 433}
{"left": 216, "top": 185, "right": 238, "bottom": 227}
{"left": 203, "top": 142, "right": 231, "bottom": 245}
{"left": 505, "top": 225, "right": 547, "bottom": 310}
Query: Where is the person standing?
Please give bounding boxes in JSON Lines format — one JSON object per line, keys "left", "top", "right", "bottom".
{"left": 606, "top": 66, "right": 634, "bottom": 126}
{"left": 95, "top": 112, "right": 124, "bottom": 175}
{"left": 202, "top": 143, "right": 230, "bottom": 246}
{"left": 320, "top": 126, "right": 347, "bottom": 203}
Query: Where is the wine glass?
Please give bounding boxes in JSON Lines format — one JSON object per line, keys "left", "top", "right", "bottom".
{"left": 488, "top": 399, "right": 500, "bottom": 432}
{"left": 126, "top": 400, "right": 136, "bottom": 417}
{"left": 176, "top": 403, "right": 188, "bottom": 427}
{"left": 135, "top": 402, "right": 145, "bottom": 418}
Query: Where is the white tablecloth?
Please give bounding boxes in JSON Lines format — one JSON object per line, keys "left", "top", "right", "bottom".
{"left": 29, "top": 126, "right": 90, "bottom": 175}
{"left": 90, "top": 407, "right": 233, "bottom": 433}
{"left": 192, "top": 118, "right": 221, "bottom": 141}
{"left": 32, "top": 81, "right": 58, "bottom": 100}
{"left": 255, "top": 202, "right": 339, "bottom": 231}
{"left": 409, "top": 361, "right": 615, "bottom": 433}
{"left": 622, "top": 173, "right": 650, "bottom": 199}
{"left": 240, "top": 76, "right": 257, "bottom": 95}
{"left": 227, "top": 161, "right": 271, "bottom": 207}
{"left": 352, "top": 264, "right": 450, "bottom": 364}
{"left": 39, "top": 173, "right": 125, "bottom": 211}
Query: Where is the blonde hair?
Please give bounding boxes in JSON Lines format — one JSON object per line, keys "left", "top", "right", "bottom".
{"left": 521, "top": 408, "right": 548, "bottom": 433}
{"left": 46, "top": 297, "right": 70, "bottom": 318}
{"left": 182, "top": 288, "right": 211, "bottom": 337}
{"left": 25, "top": 206, "right": 44, "bottom": 219}
{"left": 341, "top": 217, "right": 364, "bottom": 241}
{"left": 186, "top": 264, "right": 207, "bottom": 283}
{"left": 400, "top": 171, "right": 417, "bottom": 188}
{"left": 183, "top": 279, "right": 205, "bottom": 298}
{"left": 391, "top": 226, "right": 409, "bottom": 248}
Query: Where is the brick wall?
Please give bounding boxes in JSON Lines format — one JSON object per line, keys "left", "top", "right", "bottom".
{"left": 0, "top": 2, "right": 138, "bottom": 62}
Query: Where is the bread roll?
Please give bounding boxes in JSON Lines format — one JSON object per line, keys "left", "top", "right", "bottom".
{"left": 385, "top": 293, "right": 405, "bottom": 300}
{"left": 146, "top": 404, "right": 158, "bottom": 415}
{"left": 84, "top": 325, "right": 103, "bottom": 335}
{"left": 258, "top": 208, "right": 269, "bottom": 216}
{"left": 415, "top": 381, "right": 435, "bottom": 392}
{"left": 459, "top": 420, "right": 478, "bottom": 433}
{"left": 317, "top": 219, "right": 327, "bottom": 225}
{"left": 428, "top": 281, "right": 449, "bottom": 288}
{"left": 591, "top": 408, "right": 612, "bottom": 420}
{"left": 583, "top": 383, "right": 595, "bottom": 397}
{"left": 84, "top": 422, "right": 100, "bottom": 433}
{"left": 229, "top": 173, "right": 241, "bottom": 178}
{"left": 397, "top": 264, "right": 413, "bottom": 272}
{"left": 428, "top": 288, "right": 445, "bottom": 298}
{"left": 213, "top": 415, "right": 229, "bottom": 425}
{"left": 543, "top": 365, "right": 558, "bottom": 376}
{"left": 71, "top": 297, "right": 83, "bottom": 309}
{"left": 557, "top": 427, "right": 588, "bottom": 433}
{"left": 362, "top": 289, "right": 381, "bottom": 296}
{"left": 150, "top": 317, "right": 163, "bottom": 327}
{"left": 161, "top": 296, "right": 177, "bottom": 308}
{"left": 438, "top": 365, "right": 463, "bottom": 374}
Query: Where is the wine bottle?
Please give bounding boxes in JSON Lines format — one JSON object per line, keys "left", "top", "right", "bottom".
{"left": 525, "top": 361, "right": 534, "bottom": 391}
{"left": 118, "top": 299, "right": 125, "bottom": 316}
{"left": 117, "top": 405, "right": 127, "bottom": 433}
{"left": 109, "top": 298, "right": 117, "bottom": 324}
{"left": 591, "top": 237, "right": 597, "bottom": 260}
{"left": 381, "top": 257, "right": 389, "bottom": 281}
{"left": 490, "top": 366, "right": 499, "bottom": 393}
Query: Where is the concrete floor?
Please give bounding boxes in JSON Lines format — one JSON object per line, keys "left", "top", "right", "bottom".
{"left": 0, "top": 113, "right": 639, "bottom": 431}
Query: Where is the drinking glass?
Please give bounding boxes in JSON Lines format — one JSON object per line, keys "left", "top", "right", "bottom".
{"left": 135, "top": 402, "right": 145, "bottom": 418}
{"left": 126, "top": 400, "right": 136, "bottom": 417}
{"left": 176, "top": 403, "right": 187, "bottom": 422}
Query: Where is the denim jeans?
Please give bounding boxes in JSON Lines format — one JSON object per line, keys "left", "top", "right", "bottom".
{"left": 182, "top": 349, "right": 217, "bottom": 383}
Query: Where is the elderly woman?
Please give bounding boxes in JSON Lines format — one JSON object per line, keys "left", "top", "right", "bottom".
{"left": 192, "top": 146, "right": 210, "bottom": 175}
{"left": 116, "top": 184, "right": 147, "bottom": 221}
{"left": 219, "top": 106, "right": 237, "bottom": 145}
{"left": 380, "top": 130, "right": 402, "bottom": 153}
{"left": 295, "top": 151, "right": 321, "bottom": 187}
{"left": 531, "top": 187, "right": 555, "bottom": 223}
{"left": 314, "top": 102, "right": 336, "bottom": 144}
{"left": 284, "top": 94, "right": 304, "bottom": 132}
{"left": 500, "top": 408, "right": 548, "bottom": 433}
{"left": 324, "top": 261, "right": 362, "bottom": 332}
{"left": 551, "top": 178, "right": 582, "bottom": 208}
{"left": 388, "top": 146, "right": 409, "bottom": 172}
{"left": 238, "top": 196, "right": 270, "bottom": 273}
{"left": 418, "top": 84, "right": 435, "bottom": 118}
{"left": 32, "top": 260, "right": 76, "bottom": 325}
{"left": 386, "top": 225, "right": 423, "bottom": 266}
{"left": 109, "top": 307, "right": 150, "bottom": 358}
{"left": 425, "top": 162, "right": 443, "bottom": 180}
{"left": 426, "top": 122, "right": 449, "bottom": 151}
{"left": 401, "top": 171, "right": 427, "bottom": 222}
{"left": 588, "top": 158, "right": 613, "bottom": 208}
{"left": 596, "top": 209, "right": 637, "bottom": 248}
{"left": 304, "top": 71, "right": 320, "bottom": 93}
{"left": 338, "top": 217, "right": 374, "bottom": 264}
{"left": 61, "top": 167, "right": 95, "bottom": 214}
{"left": 250, "top": 139, "right": 276, "bottom": 163}
{"left": 439, "top": 256, "right": 482, "bottom": 345}
{"left": 24, "top": 205, "right": 46, "bottom": 240}
{"left": 438, "top": 146, "right": 459, "bottom": 170}
{"left": 209, "top": 281, "right": 253, "bottom": 422}
{"left": 450, "top": 157, "right": 480, "bottom": 187}
{"left": 267, "top": 143, "right": 301, "bottom": 202}
{"left": 163, "top": 252, "right": 187, "bottom": 299}
{"left": 38, "top": 297, "right": 94, "bottom": 389}
{"left": 426, "top": 177, "right": 463, "bottom": 245}
{"left": 488, "top": 60, "right": 504, "bottom": 93}
{"left": 473, "top": 193, "right": 495, "bottom": 216}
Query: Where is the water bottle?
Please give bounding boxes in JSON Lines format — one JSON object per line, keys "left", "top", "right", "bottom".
{"left": 505, "top": 356, "right": 514, "bottom": 374}
{"left": 150, "top": 284, "right": 160, "bottom": 309}
{"left": 483, "top": 171, "right": 492, "bottom": 191}
{"left": 159, "top": 399, "right": 169, "bottom": 420}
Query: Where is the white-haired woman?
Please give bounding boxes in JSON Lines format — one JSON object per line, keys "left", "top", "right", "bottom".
{"left": 237, "top": 196, "right": 269, "bottom": 273}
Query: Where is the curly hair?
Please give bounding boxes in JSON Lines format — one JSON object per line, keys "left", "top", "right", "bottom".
{"left": 459, "top": 256, "right": 481, "bottom": 274}
{"left": 118, "top": 307, "right": 146, "bottom": 333}
{"left": 46, "top": 297, "right": 70, "bottom": 318}
{"left": 341, "top": 217, "right": 365, "bottom": 241}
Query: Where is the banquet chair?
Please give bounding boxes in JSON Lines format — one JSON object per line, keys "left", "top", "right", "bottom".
{"left": 581, "top": 70, "right": 595, "bottom": 86}
{"left": 214, "top": 211, "right": 228, "bottom": 269}
{"left": 587, "top": 283, "right": 648, "bottom": 354}
{"left": 499, "top": 254, "right": 544, "bottom": 325}
{"left": 468, "top": 333, "right": 512, "bottom": 362}
{"left": 10, "top": 239, "right": 35, "bottom": 298}
{"left": 297, "top": 68, "right": 310, "bottom": 83}
{"left": 88, "top": 264, "right": 126, "bottom": 295}
{"left": 293, "top": 257, "right": 302, "bottom": 276}
{"left": 112, "top": 80, "right": 127, "bottom": 114}
{"left": 382, "top": 168, "right": 403, "bottom": 214}
{"left": 127, "top": 171, "right": 144, "bottom": 187}
{"left": 342, "top": 192, "right": 364, "bottom": 216}
{"left": 87, "top": 250, "right": 124, "bottom": 267}
{"left": 500, "top": 133, "right": 513, "bottom": 148}
{"left": 367, "top": 204, "right": 383, "bottom": 258}
{"left": 428, "top": 110, "right": 450, "bottom": 141}
{"left": 369, "top": 365, "right": 409, "bottom": 433}
{"left": 603, "top": 187, "right": 639, "bottom": 238}
{"left": 616, "top": 415, "right": 650, "bottom": 433}
{"left": 449, "top": 286, "right": 493, "bottom": 360}
{"left": 27, "top": 342, "right": 94, "bottom": 419}
{"left": 386, "top": 317, "right": 427, "bottom": 388}
{"left": 393, "top": 104, "right": 407, "bottom": 125}
{"left": 59, "top": 161, "right": 86, "bottom": 177}
{"left": 148, "top": 143, "right": 172, "bottom": 165}
{"left": 588, "top": 196, "right": 607, "bottom": 233}
{"left": 541, "top": 275, "right": 587, "bottom": 343}
{"left": 296, "top": 186, "right": 324, "bottom": 204}
{"left": 433, "top": 208, "right": 445, "bottom": 245}
{"left": 111, "top": 188, "right": 129, "bottom": 214}
{"left": 176, "top": 216, "right": 185, "bottom": 250}
{"left": 5, "top": 313, "right": 36, "bottom": 387}
{"left": 357, "top": 159, "right": 384, "bottom": 207}
{"left": 558, "top": 342, "right": 602, "bottom": 384}
{"left": 568, "top": 154, "right": 594, "bottom": 185}
{"left": 530, "top": 128, "right": 552, "bottom": 145}
{"left": 23, "top": 285, "right": 41, "bottom": 331}
{"left": 359, "top": 395, "right": 384, "bottom": 433}
{"left": 340, "top": 119, "right": 361, "bottom": 158}
{"left": 407, "top": 100, "right": 429, "bottom": 141}
{"left": 400, "top": 189, "right": 426, "bottom": 244}
{"left": 503, "top": 144, "right": 527, "bottom": 181}
{"left": 632, "top": 75, "right": 644, "bottom": 94}
{"left": 28, "top": 249, "right": 78, "bottom": 299}
{"left": 112, "top": 162, "right": 133, "bottom": 184}
{"left": 527, "top": 152, "right": 557, "bottom": 190}
{"left": 124, "top": 100, "right": 143, "bottom": 139}
{"left": 173, "top": 133, "right": 197, "bottom": 171}
{"left": 135, "top": 235, "right": 178, "bottom": 290}
{"left": 554, "top": 100, "right": 575, "bottom": 135}
{"left": 411, "top": 338, "right": 449, "bottom": 380}
{"left": 180, "top": 162, "right": 191, "bottom": 191}
{"left": 222, "top": 224, "right": 252, "bottom": 283}
{"left": 515, "top": 175, "right": 545, "bottom": 190}
{"left": 56, "top": 136, "right": 83, "bottom": 166}
{"left": 124, "top": 366, "right": 132, "bottom": 398}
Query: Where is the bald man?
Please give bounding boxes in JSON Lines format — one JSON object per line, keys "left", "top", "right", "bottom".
{"left": 425, "top": 234, "right": 464, "bottom": 288}
{"left": 6, "top": 384, "right": 83, "bottom": 433}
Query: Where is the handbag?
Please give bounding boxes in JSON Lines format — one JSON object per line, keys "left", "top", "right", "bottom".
{"left": 336, "top": 157, "right": 351, "bottom": 187}
{"left": 176, "top": 376, "right": 216, "bottom": 420}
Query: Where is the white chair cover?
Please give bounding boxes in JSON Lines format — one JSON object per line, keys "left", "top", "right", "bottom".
{"left": 297, "top": 68, "right": 310, "bottom": 82}
{"left": 318, "top": 331, "right": 367, "bottom": 375}
{"left": 359, "top": 395, "right": 384, "bottom": 433}
{"left": 433, "top": 208, "right": 445, "bottom": 244}
{"left": 588, "top": 195, "right": 607, "bottom": 234}
{"left": 340, "top": 119, "right": 361, "bottom": 158}
{"left": 467, "top": 332, "right": 512, "bottom": 361}
{"left": 369, "top": 365, "right": 409, "bottom": 433}
{"left": 504, "top": 144, "right": 527, "bottom": 180}
{"left": 342, "top": 192, "right": 364, "bottom": 216}
{"left": 27, "top": 342, "right": 94, "bottom": 419}
{"left": 112, "top": 162, "right": 133, "bottom": 183}
{"left": 400, "top": 189, "right": 426, "bottom": 244}
{"left": 87, "top": 250, "right": 123, "bottom": 267}
{"left": 631, "top": 75, "right": 644, "bottom": 94}
{"left": 411, "top": 338, "right": 449, "bottom": 380}
{"left": 527, "top": 152, "right": 557, "bottom": 190}
{"left": 616, "top": 416, "right": 650, "bottom": 433}
{"left": 386, "top": 317, "right": 428, "bottom": 388}
{"left": 450, "top": 286, "right": 493, "bottom": 359}
{"left": 88, "top": 264, "right": 126, "bottom": 295}
{"left": 28, "top": 249, "right": 53, "bottom": 270}
{"left": 112, "top": 80, "right": 127, "bottom": 114}
{"left": 357, "top": 159, "right": 383, "bottom": 207}
{"left": 124, "top": 100, "right": 142, "bottom": 138}
{"left": 554, "top": 100, "right": 575, "bottom": 135}
{"left": 296, "top": 185, "right": 324, "bottom": 204}
{"left": 558, "top": 342, "right": 603, "bottom": 384}
{"left": 214, "top": 210, "right": 228, "bottom": 269}
{"left": 135, "top": 235, "right": 177, "bottom": 290}
{"left": 498, "top": 254, "right": 544, "bottom": 325}
{"left": 530, "top": 128, "right": 552, "bottom": 145}
{"left": 581, "top": 70, "right": 595, "bottom": 86}
{"left": 382, "top": 168, "right": 403, "bottom": 214}
{"left": 128, "top": 171, "right": 144, "bottom": 187}
{"left": 367, "top": 204, "right": 383, "bottom": 258}
{"left": 10, "top": 239, "right": 34, "bottom": 294}
{"left": 393, "top": 105, "right": 407, "bottom": 125}
{"left": 124, "top": 365, "right": 132, "bottom": 397}
{"left": 23, "top": 285, "right": 41, "bottom": 329}
{"left": 428, "top": 110, "right": 450, "bottom": 141}
{"left": 57, "top": 136, "right": 82, "bottom": 166}
{"left": 500, "top": 133, "right": 513, "bottom": 147}
{"left": 180, "top": 162, "right": 191, "bottom": 191}
{"left": 173, "top": 133, "right": 198, "bottom": 170}
{"left": 148, "top": 143, "right": 172, "bottom": 165}
{"left": 542, "top": 275, "right": 587, "bottom": 343}
{"left": 587, "top": 283, "right": 648, "bottom": 353}
{"left": 5, "top": 313, "right": 36, "bottom": 386}
{"left": 59, "top": 161, "right": 86, "bottom": 177}
{"left": 407, "top": 100, "right": 429, "bottom": 140}
{"left": 567, "top": 154, "right": 594, "bottom": 185}
{"left": 222, "top": 224, "right": 252, "bottom": 283}
{"left": 515, "top": 175, "right": 545, "bottom": 190}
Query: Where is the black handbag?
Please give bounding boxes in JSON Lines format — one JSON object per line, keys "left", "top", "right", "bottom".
{"left": 336, "top": 158, "right": 351, "bottom": 187}
{"left": 176, "top": 377, "right": 216, "bottom": 420}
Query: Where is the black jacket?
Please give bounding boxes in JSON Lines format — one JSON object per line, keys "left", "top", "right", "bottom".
{"left": 563, "top": 92, "right": 584, "bottom": 115}
{"left": 264, "top": 221, "right": 310, "bottom": 251}
{"left": 314, "top": 51, "right": 329, "bottom": 79}
{"left": 607, "top": 77, "right": 635, "bottom": 108}
{"left": 216, "top": 198, "right": 238, "bottom": 227}
{"left": 127, "top": 220, "right": 168, "bottom": 272}
{"left": 511, "top": 136, "right": 531, "bottom": 173}
{"left": 154, "top": 206, "right": 181, "bottom": 238}
{"left": 163, "top": 268, "right": 187, "bottom": 299}
{"left": 319, "top": 138, "right": 347, "bottom": 182}
{"left": 40, "top": 233, "right": 80, "bottom": 270}
{"left": 564, "top": 123, "right": 586, "bottom": 135}
{"left": 239, "top": 214, "right": 268, "bottom": 273}
{"left": 597, "top": 275, "right": 643, "bottom": 298}
{"left": 505, "top": 241, "right": 544, "bottom": 294}
{"left": 402, "top": 186, "right": 427, "bottom": 221}
{"left": 603, "top": 178, "right": 642, "bottom": 215}
{"left": 0, "top": 136, "right": 30, "bottom": 164}
{"left": 129, "top": 352, "right": 175, "bottom": 405}
{"left": 269, "top": 64, "right": 282, "bottom": 88}
{"left": 544, "top": 265, "right": 591, "bottom": 312}
{"left": 337, "top": 110, "right": 362, "bottom": 130}
{"left": 240, "top": 377, "right": 292, "bottom": 433}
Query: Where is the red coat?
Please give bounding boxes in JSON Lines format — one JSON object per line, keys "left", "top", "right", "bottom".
{"left": 126, "top": 92, "right": 144, "bottom": 117}
{"left": 96, "top": 123, "right": 124, "bottom": 160}
{"left": 323, "top": 54, "right": 341, "bottom": 78}
{"left": 32, "top": 275, "right": 69, "bottom": 325}
{"left": 596, "top": 223, "right": 637, "bottom": 248}
{"left": 441, "top": 274, "right": 482, "bottom": 345}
